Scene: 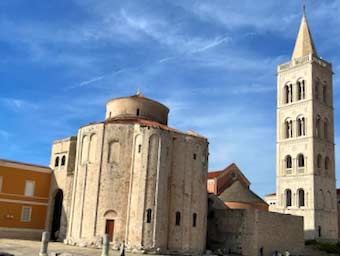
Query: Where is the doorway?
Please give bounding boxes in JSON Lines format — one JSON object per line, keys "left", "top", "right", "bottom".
{"left": 105, "top": 219, "right": 115, "bottom": 241}
{"left": 51, "top": 189, "right": 63, "bottom": 240}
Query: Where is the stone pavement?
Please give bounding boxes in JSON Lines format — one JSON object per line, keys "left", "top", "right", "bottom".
{"left": 0, "top": 238, "right": 335, "bottom": 256}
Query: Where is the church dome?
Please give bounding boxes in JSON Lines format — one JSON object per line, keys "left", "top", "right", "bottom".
{"left": 105, "top": 93, "right": 169, "bottom": 125}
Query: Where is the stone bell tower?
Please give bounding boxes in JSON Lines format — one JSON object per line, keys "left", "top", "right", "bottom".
{"left": 276, "top": 11, "right": 338, "bottom": 240}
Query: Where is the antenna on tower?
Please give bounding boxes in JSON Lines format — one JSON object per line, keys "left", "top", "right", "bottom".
{"left": 302, "top": 0, "right": 307, "bottom": 16}
{"left": 136, "top": 88, "right": 141, "bottom": 95}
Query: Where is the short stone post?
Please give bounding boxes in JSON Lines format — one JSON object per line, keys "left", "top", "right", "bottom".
{"left": 39, "top": 231, "right": 50, "bottom": 256}
{"left": 101, "top": 234, "right": 110, "bottom": 256}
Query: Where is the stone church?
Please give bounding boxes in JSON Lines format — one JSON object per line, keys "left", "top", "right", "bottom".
{"left": 269, "top": 11, "right": 338, "bottom": 240}
{"left": 46, "top": 94, "right": 209, "bottom": 254}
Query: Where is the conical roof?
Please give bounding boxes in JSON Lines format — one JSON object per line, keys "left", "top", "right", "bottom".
{"left": 292, "top": 14, "right": 317, "bottom": 60}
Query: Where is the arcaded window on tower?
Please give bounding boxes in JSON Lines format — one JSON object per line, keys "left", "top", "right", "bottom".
{"left": 55, "top": 156, "right": 60, "bottom": 167}
{"left": 298, "top": 189, "right": 305, "bottom": 207}
{"left": 285, "top": 120, "right": 293, "bottom": 138}
{"left": 297, "top": 154, "right": 305, "bottom": 168}
{"left": 297, "top": 117, "right": 305, "bottom": 136}
{"left": 193, "top": 213, "right": 197, "bottom": 227}
{"left": 285, "top": 155, "right": 292, "bottom": 171}
{"left": 285, "top": 189, "right": 292, "bottom": 207}
{"left": 284, "top": 84, "right": 293, "bottom": 104}
{"left": 325, "top": 157, "right": 330, "bottom": 170}
{"left": 297, "top": 80, "right": 305, "bottom": 100}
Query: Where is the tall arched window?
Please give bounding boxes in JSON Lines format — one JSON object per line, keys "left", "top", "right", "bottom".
{"left": 284, "top": 84, "right": 293, "bottom": 104}
{"left": 55, "top": 156, "right": 60, "bottom": 167}
{"left": 285, "top": 120, "right": 293, "bottom": 138}
{"left": 297, "top": 117, "right": 305, "bottom": 136}
{"left": 316, "top": 116, "right": 321, "bottom": 138}
{"left": 61, "top": 155, "right": 66, "bottom": 166}
{"left": 286, "top": 189, "right": 292, "bottom": 207}
{"left": 297, "top": 80, "right": 305, "bottom": 100}
{"left": 298, "top": 154, "right": 305, "bottom": 168}
{"left": 298, "top": 189, "right": 305, "bottom": 207}
{"left": 175, "top": 211, "right": 181, "bottom": 226}
{"left": 317, "top": 154, "right": 322, "bottom": 169}
{"left": 324, "top": 119, "right": 329, "bottom": 139}
{"left": 286, "top": 155, "right": 292, "bottom": 169}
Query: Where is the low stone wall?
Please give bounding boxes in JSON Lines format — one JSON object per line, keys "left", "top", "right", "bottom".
{"left": 207, "top": 208, "right": 304, "bottom": 256}
{"left": 0, "top": 227, "right": 43, "bottom": 240}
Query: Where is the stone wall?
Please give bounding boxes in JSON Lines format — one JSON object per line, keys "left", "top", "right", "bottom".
{"left": 207, "top": 208, "right": 304, "bottom": 256}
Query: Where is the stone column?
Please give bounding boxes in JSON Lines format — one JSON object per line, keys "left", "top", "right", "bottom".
{"left": 39, "top": 232, "right": 50, "bottom": 256}
{"left": 101, "top": 234, "right": 110, "bottom": 256}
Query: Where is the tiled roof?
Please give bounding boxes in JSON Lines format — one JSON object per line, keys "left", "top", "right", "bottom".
{"left": 208, "top": 170, "right": 224, "bottom": 179}
{"left": 0, "top": 158, "right": 50, "bottom": 169}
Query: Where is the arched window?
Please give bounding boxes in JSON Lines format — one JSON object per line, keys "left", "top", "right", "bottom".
{"left": 297, "top": 80, "right": 305, "bottom": 100}
{"left": 315, "top": 80, "right": 320, "bottom": 100}
{"left": 325, "top": 157, "right": 330, "bottom": 170}
{"left": 286, "top": 155, "right": 292, "bottom": 169}
{"left": 285, "top": 189, "right": 292, "bottom": 207}
{"left": 146, "top": 209, "right": 152, "bottom": 223}
{"left": 298, "top": 154, "right": 305, "bottom": 168}
{"left": 298, "top": 189, "right": 305, "bottom": 207}
{"left": 323, "top": 85, "right": 327, "bottom": 103}
{"left": 285, "top": 120, "right": 293, "bottom": 138}
{"left": 175, "top": 211, "right": 181, "bottom": 226}
{"left": 193, "top": 213, "right": 197, "bottom": 227}
{"left": 55, "top": 156, "right": 60, "bottom": 167}
{"left": 317, "top": 154, "right": 322, "bottom": 169}
{"left": 136, "top": 108, "right": 140, "bottom": 116}
{"left": 316, "top": 116, "right": 321, "bottom": 138}
{"left": 324, "top": 119, "right": 329, "bottom": 139}
{"left": 284, "top": 84, "right": 293, "bottom": 104}
{"left": 61, "top": 155, "right": 66, "bottom": 166}
{"left": 297, "top": 117, "right": 305, "bottom": 136}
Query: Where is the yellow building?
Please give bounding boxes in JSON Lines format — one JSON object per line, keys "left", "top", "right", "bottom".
{"left": 0, "top": 159, "right": 51, "bottom": 239}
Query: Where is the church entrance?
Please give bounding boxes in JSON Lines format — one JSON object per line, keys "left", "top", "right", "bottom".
{"left": 105, "top": 219, "right": 115, "bottom": 241}
{"left": 51, "top": 189, "right": 63, "bottom": 241}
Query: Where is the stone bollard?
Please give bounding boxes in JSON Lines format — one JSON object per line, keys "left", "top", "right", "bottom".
{"left": 39, "top": 231, "right": 50, "bottom": 256}
{"left": 101, "top": 234, "right": 110, "bottom": 256}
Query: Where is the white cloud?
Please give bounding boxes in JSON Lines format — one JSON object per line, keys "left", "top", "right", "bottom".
{"left": 0, "top": 98, "right": 39, "bottom": 112}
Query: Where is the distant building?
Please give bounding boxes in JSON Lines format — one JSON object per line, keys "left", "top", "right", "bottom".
{"left": 207, "top": 163, "right": 268, "bottom": 211}
{"left": 0, "top": 159, "right": 51, "bottom": 239}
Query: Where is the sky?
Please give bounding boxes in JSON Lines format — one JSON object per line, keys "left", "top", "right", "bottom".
{"left": 1, "top": 0, "right": 340, "bottom": 197}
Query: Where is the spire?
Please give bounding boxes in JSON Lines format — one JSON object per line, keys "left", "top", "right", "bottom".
{"left": 291, "top": 10, "right": 318, "bottom": 60}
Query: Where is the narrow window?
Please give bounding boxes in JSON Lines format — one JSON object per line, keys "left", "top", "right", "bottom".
{"left": 286, "top": 189, "right": 292, "bottom": 207}
{"left": 285, "top": 85, "right": 289, "bottom": 104}
{"left": 297, "top": 81, "right": 302, "bottom": 100}
{"left": 175, "top": 211, "right": 181, "bottom": 226}
{"left": 325, "top": 157, "right": 330, "bottom": 170}
{"left": 138, "top": 144, "right": 142, "bottom": 153}
{"left": 318, "top": 226, "right": 322, "bottom": 238}
{"left": 193, "top": 213, "right": 197, "bottom": 227}
{"left": 193, "top": 153, "right": 197, "bottom": 160}
{"left": 316, "top": 116, "right": 321, "bottom": 138}
{"left": 24, "top": 180, "right": 35, "bottom": 197}
{"left": 55, "top": 156, "right": 60, "bottom": 167}
{"left": 298, "top": 189, "right": 305, "bottom": 207}
{"left": 298, "top": 154, "right": 305, "bottom": 167}
{"left": 301, "top": 80, "right": 305, "bottom": 99}
{"left": 21, "top": 206, "right": 32, "bottom": 222}
{"left": 61, "top": 155, "right": 66, "bottom": 166}
{"left": 323, "top": 85, "right": 327, "bottom": 103}
{"left": 146, "top": 209, "right": 152, "bottom": 223}
{"left": 136, "top": 108, "right": 140, "bottom": 116}
{"left": 324, "top": 119, "right": 328, "bottom": 139}
{"left": 286, "top": 155, "right": 292, "bottom": 169}
{"left": 289, "top": 84, "right": 293, "bottom": 103}
{"left": 315, "top": 80, "right": 320, "bottom": 100}
{"left": 317, "top": 154, "right": 322, "bottom": 169}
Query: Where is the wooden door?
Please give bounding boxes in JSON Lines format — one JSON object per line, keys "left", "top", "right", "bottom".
{"left": 105, "top": 219, "right": 115, "bottom": 241}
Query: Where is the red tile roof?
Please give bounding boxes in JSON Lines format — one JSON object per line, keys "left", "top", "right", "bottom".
{"left": 208, "top": 170, "right": 224, "bottom": 179}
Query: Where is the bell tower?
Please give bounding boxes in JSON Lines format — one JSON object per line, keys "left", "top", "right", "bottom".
{"left": 276, "top": 11, "right": 338, "bottom": 240}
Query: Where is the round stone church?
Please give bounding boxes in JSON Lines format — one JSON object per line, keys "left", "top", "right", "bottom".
{"left": 47, "top": 93, "right": 209, "bottom": 254}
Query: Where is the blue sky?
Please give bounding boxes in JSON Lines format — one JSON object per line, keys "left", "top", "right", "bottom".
{"left": 1, "top": 1, "right": 340, "bottom": 197}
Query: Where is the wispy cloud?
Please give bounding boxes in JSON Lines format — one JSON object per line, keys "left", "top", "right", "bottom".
{"left": 0, "top": 98, "right": 39, "bottom": 112}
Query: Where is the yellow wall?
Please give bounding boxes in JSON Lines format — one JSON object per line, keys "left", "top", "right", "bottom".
{"left": 0, "top": 163, "right": 51, "bottom": 230}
